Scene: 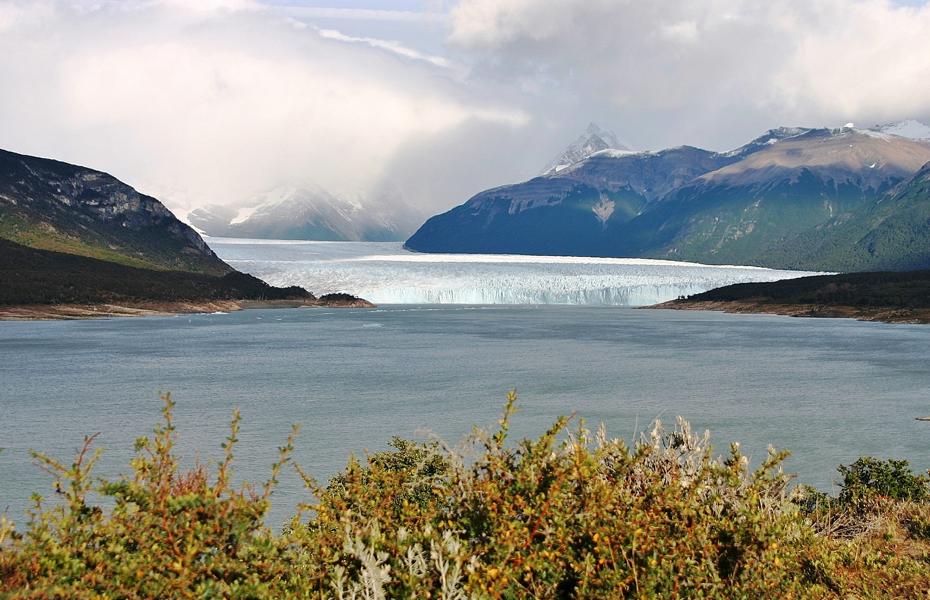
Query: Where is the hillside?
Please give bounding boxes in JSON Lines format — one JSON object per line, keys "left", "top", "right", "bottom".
{"left": 766, "top": 162, "right": 930, "bottom": 271}
{"left": 660, "top": 269, "right": 930, "bottom": 323}
{"left": 0, "top": 148, "right": 230, "bottom": 275}
{"left": 0, "top": 237, "right": 311, "bottom": 306}
{"left": 0, "top": 148, "right": 372, "bottom": 315}
{"left": 405, "top": 145, "right": 734, "bottom": 256}
{"left": 406, "top": 124, "right": 930, "bottom": 272}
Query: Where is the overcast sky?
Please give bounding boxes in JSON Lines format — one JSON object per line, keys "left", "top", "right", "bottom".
{"left": 2, "top": 0, "right": 930, "bottom": 217}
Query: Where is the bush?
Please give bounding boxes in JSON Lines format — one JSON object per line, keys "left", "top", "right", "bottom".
{"left": 1, "top": 392, "right": 929, "bottom": 598}
{"left": 837, "top": 457, "right": 929, "bottom": 504}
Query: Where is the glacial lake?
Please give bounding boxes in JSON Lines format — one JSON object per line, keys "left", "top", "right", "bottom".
{"left": 2, "top": 303, "right": 929, "bottom": 528}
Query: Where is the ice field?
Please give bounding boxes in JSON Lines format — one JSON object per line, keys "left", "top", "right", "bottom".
{"left": 210, "top": 239, "right": 822, "bottom": 306}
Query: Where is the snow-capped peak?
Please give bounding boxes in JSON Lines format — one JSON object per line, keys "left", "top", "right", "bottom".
{"left": 723, "top": 126, "right": 812, "bottom": 157}
{"left": 870, "top": 119, "right": 930, "bottom": 141}
{"left": 541, "top": 123, "right": 632, "bottom": 176}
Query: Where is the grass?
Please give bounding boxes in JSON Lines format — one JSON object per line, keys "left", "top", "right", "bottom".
{"left": 1, "top": 392, "right": 929, "bottom": 598}
{"left": 0, "top": 216, "right": 167, "bottom": 272}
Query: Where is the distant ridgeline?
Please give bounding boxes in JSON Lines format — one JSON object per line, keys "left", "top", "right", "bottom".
{"left": 407, "top": 123, "right": 930, "bottom": 272}
{"left": 0, "top": 148, "right": 312, "bottom": 306}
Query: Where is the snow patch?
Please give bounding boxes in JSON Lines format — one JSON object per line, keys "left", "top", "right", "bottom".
{"left": 871, "top": 119, "right": 930, "bottom": 141}
{"left": 230, "top": 205, "right": 260, "bottom": 225}
{"left": 590, "top": 148, "right": 639, "bottom": 159}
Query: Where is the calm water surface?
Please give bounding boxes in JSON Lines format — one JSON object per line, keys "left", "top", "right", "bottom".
{"left": 2, "top": 306, "right": 929, "bottom": 527}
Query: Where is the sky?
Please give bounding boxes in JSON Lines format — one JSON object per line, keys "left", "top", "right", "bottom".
{"left": 1, "top": 0, "right": 930, "bottom": 218}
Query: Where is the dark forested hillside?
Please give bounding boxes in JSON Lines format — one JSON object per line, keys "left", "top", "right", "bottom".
{"left": 0, "top": 238, "right": 311, "bottom": 306}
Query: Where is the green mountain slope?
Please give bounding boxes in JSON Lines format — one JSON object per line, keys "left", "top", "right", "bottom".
{"left": 0, "top": 148, "right": 231, "bottom": 275}
{"left": 764, "top": 163, "right": 930, "bottom": 271}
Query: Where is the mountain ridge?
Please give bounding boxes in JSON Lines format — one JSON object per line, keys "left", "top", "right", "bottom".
{"left": 0, "top": 148, "right": 231, "bottom": 275}
{"left": 0, "top": 148, "right": 373, "bottom": 313}
{"left": 406, "top": 122, "right": 930, "bottom": 271}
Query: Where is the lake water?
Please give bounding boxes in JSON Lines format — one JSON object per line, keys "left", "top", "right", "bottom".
{"left": 2, "top": 303, "right": 929, "bottom": 528}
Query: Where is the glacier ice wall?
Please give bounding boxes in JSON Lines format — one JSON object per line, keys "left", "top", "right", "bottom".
{"left": 210, "top": 239, "right": 823, "bottom": 306}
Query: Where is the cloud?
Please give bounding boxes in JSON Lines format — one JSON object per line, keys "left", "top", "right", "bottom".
{"left": 0, "top": 0, "right": 525, "bottom": 216}
{"left": 270, "top": 6, "right": 447, "bottom": 23}
{"left": 449, "top": 0, "right": 930, "bottom": 151}
{"left": 315, "top": 26, "right": 453, "bottom": 69}
{"left": 3, "top": 0, "right": 930, "bottom": 222}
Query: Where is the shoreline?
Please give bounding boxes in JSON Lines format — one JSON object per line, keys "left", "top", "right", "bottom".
{"left": 651, "top": 299, "right": 930, "bottom": 324}
{"left": 0, "top": 296, "right": 374, "bottom": 321}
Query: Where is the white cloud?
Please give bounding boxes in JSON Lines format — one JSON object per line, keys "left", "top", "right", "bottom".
{"left": 270, "top": 6, "right": 447, "bottom": 23}
{"left": 315, "top": 27, "right": 453, "bottom": 68}
{"left": 0, "top": 0, "right": 526, "bottom": 216}
{"left": 449, "top": 0, "right": 930, "bottom": 150}
{"left": 3, "top": 0, "right": 929, "bottom": 222}
{"left": 660, "top": 20, "right": 699, "bottom": 44}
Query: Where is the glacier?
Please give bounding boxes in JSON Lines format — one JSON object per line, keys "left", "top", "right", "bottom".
{"left": 210, "top": 238, "right": 823, "bottom": 306}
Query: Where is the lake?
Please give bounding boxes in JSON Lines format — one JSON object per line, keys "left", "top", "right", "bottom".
{"left": 2, "top": 301, "right": 929, "bottom": 528}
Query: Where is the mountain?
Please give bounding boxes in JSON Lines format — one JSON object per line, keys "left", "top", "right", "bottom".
{"left": 406, "top": 145, "right": 736, "bottom": 256}
{"left": 870, "top": 119, "right": 930, "bottom": 141}
{"left": 0, "top": 148, "right": 230, "bottom": 275}
{"left": 616, "top": 127, "right": 930, "bottom": 267}
{"left": 189, "top": 185, "right": 419, "bottom": 242}
{"left": 406, "top": 125, "right": 930, "bottom": 271}
{"left": 722, "top": 126, "right": 813, "bottom": 159}
{"left": 764, "top": 161, "right": 930, "bottom": 271}
{"left": 0, "top": 148, "right": 371, "bottom": 311}
{"left": 541, "top": 123, "right": 631, "bottom": 176}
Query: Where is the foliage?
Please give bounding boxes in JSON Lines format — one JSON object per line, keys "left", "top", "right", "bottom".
{"left": 837, "top": 457, "right": 929, "bottom": 504}
{"left": 2, "top": 392, "right": 930, "bottom": 598}
{"left": 683, "top": 269, "right": 930, "bottom": 310}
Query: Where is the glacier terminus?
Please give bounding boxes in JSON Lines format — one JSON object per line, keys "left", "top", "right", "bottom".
{"left": 210, "top": 239, "right": 821, "bottom": 306}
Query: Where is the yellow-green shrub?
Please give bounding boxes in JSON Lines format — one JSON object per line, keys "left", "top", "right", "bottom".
{"left": 1, "top": 392, "right": 929, "bottom": 599}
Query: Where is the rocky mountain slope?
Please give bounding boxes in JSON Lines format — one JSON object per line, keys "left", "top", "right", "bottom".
{"left": 406, "top": 145, "right": 735, "bottom": 256}
{"left": 406, "top": 122, "right": 930, "bottom": 271}
{"left": 189, "top": 185, "right": 420, "bottom": 242}
{"left": 0, "top": 148, "right": 230, "bottom": 275}
{"left": 541, "top": 123, "right": 631, "bottom": 175}
{"left": 0, "top": 148, "right": 371, "bottom": 311}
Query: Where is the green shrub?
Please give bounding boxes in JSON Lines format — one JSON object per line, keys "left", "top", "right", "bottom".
{"left": 837, "top": 457, "right": 929, "bottom": 504}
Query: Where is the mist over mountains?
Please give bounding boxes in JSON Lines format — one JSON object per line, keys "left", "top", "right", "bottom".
{"left": 188, "top": 185, "right": 423, "bottom": 242}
